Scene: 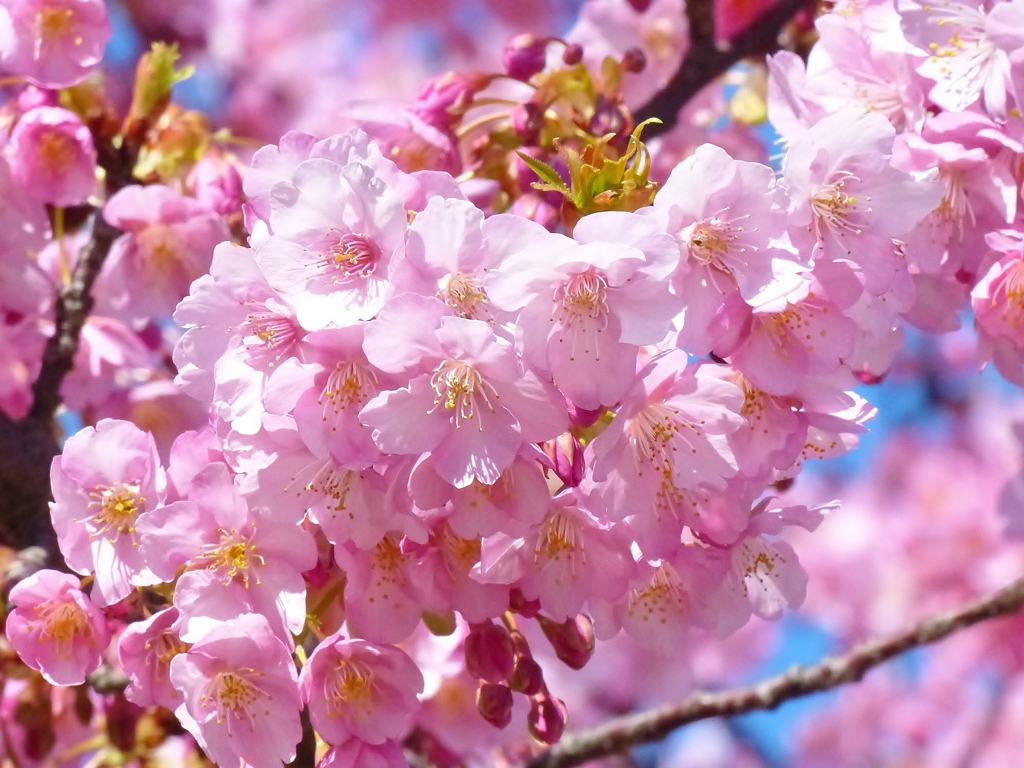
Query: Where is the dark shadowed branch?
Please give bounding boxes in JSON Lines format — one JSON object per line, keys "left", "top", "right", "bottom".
{"left": 637, "top": 0, "right": 816, "bottom": 138}
{"left": 524, "top": 573, "right": 1024, "bottom": 768}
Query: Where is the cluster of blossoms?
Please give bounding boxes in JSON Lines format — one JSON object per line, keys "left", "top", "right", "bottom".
{"left": 3, "top": 0, "right": 1024, "bottom": 766}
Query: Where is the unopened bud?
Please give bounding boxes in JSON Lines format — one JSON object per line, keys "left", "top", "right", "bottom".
{"left": 413, "top": 71, "right": 490, "bottom": 130}
{"left": 189, "top": 155, "right": 243, "bottom": 216}
{"left": 537, "top": 614, "right": 596, "bottom": 670}
{"left": 512, "top": 101, "right": 544, "bottom": 143}
{"left": 509, "top": 588, "right": 542, "bottom": 618}
{"left": 503, "top": 34, "right": 549, "bottom": 81}
{"left": 104, "top": 692, "right": 142, "bottom": 753}
{"left": 541, "top": 432, "right": 585, "bottom": 488}
{"left": 477, "top": 682, "right": 514, "bottom": 729}
{"left": 621, "top": 47, "right": 647, "bottom": 74}
{"left": 627, "top": 0, "right": 654, "bottom": 11}
{"left": 528, "top": 695, "right": 568, "bottom": 744}
{"left": 589, "top": 94, "right": 629, "bottom": 144}
{"left": 465, "top": 621, "right": 515, "bottom": 683}
{"left": 562, "top": 43, "right": 584, "bottom": 66}
{"left": 509, "top": 655, "right": 545, "bottom": 696}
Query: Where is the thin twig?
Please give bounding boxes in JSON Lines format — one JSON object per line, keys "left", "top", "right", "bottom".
{"left": 524, "top": 574, "right": 1024, "bottom": 768}
{"left": 637, "top": 0, "right": 815, "bottom": 138}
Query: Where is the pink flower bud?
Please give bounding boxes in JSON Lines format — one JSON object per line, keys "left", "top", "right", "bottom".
{"left": 104, "top": 692, "right": 142, "bottom": 753}
{"left": 528, "top": 695, "right": 567, "bottom": 744}
{"left": 9, "top": 106, "right": 96, "bottom": 207}
{"left": 512, "top": 101, "right": 544, "bottom": 143}
{"left": 17, "top": 86, "right": 58, "bottom": 111}
{"left": 621, "top": 47, "right": 647, "bottom": 74}
{"left": 537, "top": 614, "right": 596, "bottom": 670}
{"left": 509, "top": 655, "right": 545, "bottom": 696}
{"left": 464, "top": 621, "right": 515, "bottom": 683}
{"left": 588, "top": 95, "right": 629, "bottom": 145}
{"left": 6, "top": 570, "right": 110, "bottom": 686}
{"left": 627, "top": 0, "right": 653, "bottom": 11}
{"left": 476, "top": 682, "right": 514, "bottom": 729}
{"left": 188, "top": 155, "right": 243, "bottom": 216}
{"left": 568, "top": 403, "right": 606, "bottom": 428}
{"left": 509, "top": 588, "right": 542, "bottom": 618}
{"left": 562, "top": 43, "right": 584, "bottom": 66}
{"left": 541, "top": 432, "right": 585, "bottom": 488}
{"left": 412, "top": 71, "right": 487, "bottom": 129}
{"left": 503, "top": 34, "right": 549, "bottom": 81}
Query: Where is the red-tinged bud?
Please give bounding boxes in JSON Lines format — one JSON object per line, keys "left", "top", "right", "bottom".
{"left": 465, "top": 621, "right": 515, "bottom": 683}
{"left": 189, "top": 154, "right": 243, "bottom": 216}
{"left": 13, "top": 677, "right": 55, "bottom": 761}
{"left": 510, "top": 588, "right": 542, "bottom": 618}
{"left": 541, "top": 432, "right": 585, "bottom": 488}
{"left": 562, "top": 43, "right": 584, "bottom": 66}
{"left": 509, "top": 655, "right": 545, "bottom": 696}
{"left": 413, "top": 71, "right": 489, "bottom": 129}
{"left": 503, "top": 34, "right": 550, "bottom": 81}
{"left": 477, "top": 682, "right": 514, "bottom": 729}
{"left": 589, "top": 94, "right": 630, "bottom": 145}
{"left": 512, "top": 101, "right": 544, "bottom": 143}
{"left": 627, "top": 0, "right": 654, "bottom": 11}
{"left": 538, "top": 614, "right": 596, "bottom": 670}
{"left": 622, "top": 47, "right": 647, "bottom": 74}
{"left": 105, "top": 691, "right": 142, "bottom": 753}
{"left": 528, "top": 695, "right": 567, "bottom": 744}
{"left": 507, "top": 193, "right": 560, "bottom": 231}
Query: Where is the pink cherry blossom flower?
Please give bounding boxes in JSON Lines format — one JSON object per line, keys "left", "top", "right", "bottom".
{"left": 169, "top": 613, "right": 302, "bottom": 768}
{"left": 8, "top": 106, "right": 96, "bottom": 206}
{"left": 476, "top": 492, "right": 635, "bottom": 622}
{"left": 256, "top": 157, "right": 408, "bottom": 330}
{"left": 584, "top": 352, "right": 746, "bottom": 559}
{"left": 716, "top": 279, "right": 858, "bottom": 399}
{"left": 782, "top": 108, "right": 941, "bottom": 299}
{"left": 646, "top": 143, "right": 797, "bottom": 355}
{"left": 0, "top": 0, "right": 111, "bottom": 88}
{"left": 360, "top": 297, "right": 568, "bottom": 487}
{"left": 299, "top": 633, "right": 424, "bottom": 745}
{"left": 392, "top": 196, "right": 549, "bottom": 324}
{"left": 49, "top": 418, "right": 164, "bottom": 606}
{"left": 335, "top": 535, "right": 423, "bottom": 643}
{"left": 6, "top": 569, "right": 110, "bottom": 686}
{"left": 972, "top": 230, "right": 1024, "bottom": 386}
{"left": 486, "top": 212, "right": 679, "bottom": 410}
{"left": 99, "top": 185, "right": 229, "bottom": 323}
{"left": 408, "top": 454, "right": 550, "bottom": 538}
{"left": 892, "top": 111, "right": 1018, "bottom": 277}
{"left": 900, "top": 0, "right": 1015, "bottom": 118}
{"left": 409, "top": 519, "right": 511, "bottom": 622}
{"left": 136, "top": 462, "right": 316, "bottom": 643}
{"left": 117, "top": 606, "right": 189, "bottom": 711}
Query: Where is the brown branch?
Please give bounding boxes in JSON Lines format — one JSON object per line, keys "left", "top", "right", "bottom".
{"left": 524, "top": 573, "right": 1024, "bottom": 768}
{"left": 636, "top": 0, "right": 815, "bottom": 138}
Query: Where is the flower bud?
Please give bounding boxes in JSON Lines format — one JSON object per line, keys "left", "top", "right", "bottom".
{"left": 104, "top": 691, "right": 142, "bottom": 753}
{"left": 512, "top": 101, "right": 544, "bottom": 144}
{"left": 465, "top": 621, "right": 515, "bottom": 683}
{"left": 189, "top": 155, "right": 243, "bottom": 216}
{"left": 568, "top": 403, "right": 605, "bottom": 429}
{"left": 589, "top": 95, "right": 630, "bottom": 145}
{"left": 477, "top": 682, "right": 514, "bottom": 729}
{"left": 503, "top": 34, "right": 549, "bottom": 81}
{"left": 621, "top": 47, "right": 647, "bottom": 74}
{"left": 509, "top": 588, "right": 542, "bottom": 618}
{"left": 413, "top": 71, "right": 487, "bottom": 129}
{"left": 537, "top": 614, "right": 596, "bottom": 670}
{"left": 541, "top": 432, "right": 585, "bottom": 488}
{"left": 627, "top": 0, "right": 654, "bottom": 11}
{"left": 528, "top": 695, "right": 567, "bottom": 744}
{"left": 509, "top": 655, "right": 545, "bottom": 696}
{"left": 562, "top": 43, "right": 584, "bottom": 66}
